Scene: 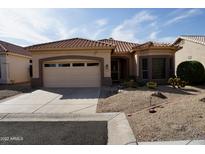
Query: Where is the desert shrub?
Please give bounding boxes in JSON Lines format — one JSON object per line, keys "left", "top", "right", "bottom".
{"left": 137, "top": 81, "right": 146, "bottom": 87}
{"left": 177, "top": 61, "right": 205, "bottom": 84}
{"left": 146, "top": 81, "right": 157, "bottom": 89}
{"left": 122, "top": 76, "right": 136, "bottom": 83}
{"left": 126, "top": 76, "right": 136, "bottom": 82}
{"left": 168, "top": 77, "right": 187, "bottom": 88}
{"left": 122, "top": 79, "right": 138, "bottom": 88}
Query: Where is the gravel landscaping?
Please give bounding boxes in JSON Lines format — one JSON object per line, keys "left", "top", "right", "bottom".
{"left": 0, "top": 84, "right": 33, "bottom": 101}
{"left": 97, "top": 85, "right": 205, "bottom": 142}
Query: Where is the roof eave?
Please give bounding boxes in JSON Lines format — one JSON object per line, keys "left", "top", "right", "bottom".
{"left": 112, "top": 51, "right": 132, "bottom": 55}
{"left": 27, "top": 46, "right": 115, "bottom": 52}
{"left": 132, "top": 46, "right": 181, "bottom": 53}
{"left": 173, "top": 37, "right": 182, "bottom": 45}
{"left": 174, "top": 37, "right": 205, "bottom": 46}
{"left": 6, "top": 50, "right": 32, "bottom": 57}
{"left": 0, "top": 44, "right": 7, "bottom": 52}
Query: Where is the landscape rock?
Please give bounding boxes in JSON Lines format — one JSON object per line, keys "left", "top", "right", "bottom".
{"left": 151, "top": 91, "right": 167, "bottom": 99}
{"left": 199, "top": 98, "right": 205, "bottom": 102}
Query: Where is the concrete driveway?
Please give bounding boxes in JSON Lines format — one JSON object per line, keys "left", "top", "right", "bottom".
{"left": 0, "top": 88, "right": 100, "bottom": 114}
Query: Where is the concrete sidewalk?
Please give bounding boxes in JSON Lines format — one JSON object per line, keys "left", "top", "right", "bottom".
{"left": 0, "top": 112, "right": 137, "bottom": 145}
{"left": 0, "top": 88, "right": 99, "bottom": 114}
{"left": 139, "top": 140, "right": 205, "bottom": 145}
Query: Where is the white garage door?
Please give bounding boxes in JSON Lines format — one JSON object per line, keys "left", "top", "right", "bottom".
{"left": 43, "top": 60, "right": 101, "bottom": 87}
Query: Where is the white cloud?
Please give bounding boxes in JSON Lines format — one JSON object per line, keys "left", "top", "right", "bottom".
{"left": 57, "top": 26, "right": 79, "bottom": 40}
{"left": 165, "top": 9, "right": 202, "bottom": 26}
{"left": 111, "top": 11, "right": 156, "bottom": 42}
{"left": 0, "top": 9, "right": 52, "bottom": 45}
{"left": 95, "top": 18, "right": 108, "bottom": 27}
{"left": 110, "top": 9, "right": 202, "bottom": 43}
{"left": 148, "top": 31, "right": 176, "bottom": 43}
{"left": 0, "top": 9, "right": 203, "bottom": 46}
{"left": 0, "top": 9, "right": 109, "bottom": 45}
{"left": 149, "top": 21, "right": 157, "bottom": 27}
{"left": 89, "top": 28, "right": 107, "bottom": 40}
{"left": 57, "top": 24, "right": 107, "bottom": 41}
{"left": 149, "top": 9, "right": 202, "bottom": 43}
{"left": 148, "top": 31, "right": 159, "bottom": 40}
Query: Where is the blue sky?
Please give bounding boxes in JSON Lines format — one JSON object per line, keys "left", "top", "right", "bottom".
{"left": 0, "top": 8, "right": 204, "bottom": 46}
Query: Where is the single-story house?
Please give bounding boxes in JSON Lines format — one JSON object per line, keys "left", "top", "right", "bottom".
{"left": 174, "top": 35, "right": 205, "bottom": 70}
{"left": 0, "top": 40, "right": 31, "bottom": 84}
{"left": 26, "top": 38, "right": 180, "bottom": 88}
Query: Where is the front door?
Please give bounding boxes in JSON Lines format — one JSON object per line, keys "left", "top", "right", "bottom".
{"left": 111, "top": 60, "right": 120, "bottom": 81}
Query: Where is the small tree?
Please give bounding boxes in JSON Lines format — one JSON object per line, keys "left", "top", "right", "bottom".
{"left": 177, "top": 61, "right": 205, "bottom": 85}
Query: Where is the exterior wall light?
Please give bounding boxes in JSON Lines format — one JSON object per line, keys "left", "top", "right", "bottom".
{"left": 105, "top": 64, "right": 109, "bottom": 70}
{"left": 188, "top": 56, "right": 192, "bottom": 60}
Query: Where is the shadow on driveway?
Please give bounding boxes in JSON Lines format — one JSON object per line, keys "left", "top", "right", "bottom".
{"left": 41, "top": 87, "right": 100, "bottom": 99}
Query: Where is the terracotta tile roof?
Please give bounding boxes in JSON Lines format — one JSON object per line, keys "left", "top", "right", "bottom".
{"left": 26, "top": 38, "right": 115, "bottom": 50}
{"left": 99, "top": 38, "right": 139, "bottom": 53}
{"left": 175, "top": 35, "right": 205, "bottom": 45}
{"left": 0, "top": 40, "right": 31, "bottom": 57}
{"left": 133, "top": 41, "right": 178, "bottom": 49}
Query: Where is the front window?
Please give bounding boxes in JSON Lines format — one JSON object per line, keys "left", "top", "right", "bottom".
{"left": 142, "top": 58, "right": 148, "bottom": 79}
{"left": 87, "top": 63, "right": 99, "bottom": 66}
{"left": 58, "top": 63, "right": 70, "bottom": 67}
{"left": 72, "top": 63, "right": 85, "bottom": 67}
{"left": 152, "top": 58, "right": 166, "bottom": 79}
{"left": 44, "top": 64, "right": 57, "bottom": 67}
{"left": 169, "top": 58, "right": 173, "bottom": 76}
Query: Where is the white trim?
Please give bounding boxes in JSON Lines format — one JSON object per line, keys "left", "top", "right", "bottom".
{"left": 0, "top": 51, "right": 31, "bottom": 59}
{"left": 6, "top": 52, "right": 31, "bottom": 59}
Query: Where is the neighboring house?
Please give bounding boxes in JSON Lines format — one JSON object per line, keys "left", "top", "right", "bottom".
{"left": 174, "top": 35, "right": 205, "bottom": 71}
{"left": 0, "top": 40, "right": 31, "bottom": 84}
{"left": 26, "top": 38, "right": 180, "bottom": 88}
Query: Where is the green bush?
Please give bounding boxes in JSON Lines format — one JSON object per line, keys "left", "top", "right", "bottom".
{"left": 146, "top": 82, "right": 157, "bottom": 89}
{"left": 123, "top": 79, "right": 138, "bottom": 88}
{"left": 137, "top": 81, "right": 146, "bottom": 87}
{"left": 121, "top": 76, "right": 136, "bottom": 83}
{"left": 177, "top": 61, "right": 205, "bottom": 85}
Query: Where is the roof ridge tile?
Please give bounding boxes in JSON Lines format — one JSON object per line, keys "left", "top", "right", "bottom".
{"left": 26, "top": 38, "right": 115, "bottom": 50}
{"left": 178, "top": 35, "right": 205, "bottom": 46}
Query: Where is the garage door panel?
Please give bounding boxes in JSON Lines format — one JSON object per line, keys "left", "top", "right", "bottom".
{"left": 43, "top": 62, "right": 100, "bottom": 87}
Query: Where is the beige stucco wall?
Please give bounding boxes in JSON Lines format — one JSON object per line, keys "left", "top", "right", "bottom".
{"left": 6, "top": 53, "right": 31, "bottom": 84}
{"left": 175, "top": 40, "right": 205, "bottom": 71}
{"left": 134, "top": 49, "right": 175, "bottom": 77}
{"left": 31, "top": 50, "right": 112, "bottom": 79}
